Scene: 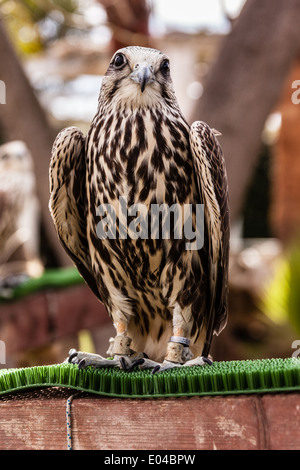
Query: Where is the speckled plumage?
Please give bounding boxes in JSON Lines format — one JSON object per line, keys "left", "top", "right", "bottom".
{"left": 49, "top": 46, "right": 229, "bottom": 367}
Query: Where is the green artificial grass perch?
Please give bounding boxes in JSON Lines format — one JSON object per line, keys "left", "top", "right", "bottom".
{"left": 0, "top": 358, "right": 300, "bottom": 399}
{"left": 0, "top": 269, "right": 299, "bottom": 398}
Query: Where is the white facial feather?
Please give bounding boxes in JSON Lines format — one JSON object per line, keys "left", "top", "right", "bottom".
{"left": 99, "top": 46, "right": 175, "bottom": 109}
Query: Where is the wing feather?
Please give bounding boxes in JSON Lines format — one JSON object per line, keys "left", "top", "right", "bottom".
{"left": 190, "top": 121, "right": 229, "bottom": 348}
{"left": 49, "top": 127, "right": 101, "bottom": 301}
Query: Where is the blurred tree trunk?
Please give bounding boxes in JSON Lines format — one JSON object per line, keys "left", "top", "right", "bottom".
{"left": 98, "top": 0, "right": 151, "bottom": 51}
{"left": 271, "top": 57, "right": 300, "bottom": 243}
{"left": 0, "top": 21, "right": 70, "bottom": 266}
{"left": 191, "top": 0, "right": 300, "bottom": 224}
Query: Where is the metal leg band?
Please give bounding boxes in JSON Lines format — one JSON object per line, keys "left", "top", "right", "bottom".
{"left": 169, "top": 336, "right": 190, "bottom": 346}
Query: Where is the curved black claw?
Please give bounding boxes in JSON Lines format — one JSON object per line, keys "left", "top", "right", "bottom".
{"left": 68, "top": 350, "right": 78, "bottom": 363}
{"left": 119, "top": 357, "right": 128, "bottom": 371}
{"left": 151, "top": 365, "right": 161, "bottom": 374}
{"left": 127, "top": 358, "right": 145, "bottom": 372}
{"left": 203, "top": 357, "right": 213, "bottom": 366}
{"left": 78, "top": 359, "right": 87, "bottom": 369}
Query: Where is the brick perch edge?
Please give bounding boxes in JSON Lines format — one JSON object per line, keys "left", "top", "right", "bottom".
{"left": 0, "top": 388, "right": 299, "bottom": 450}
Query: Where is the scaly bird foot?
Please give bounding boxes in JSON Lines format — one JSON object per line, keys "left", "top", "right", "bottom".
{"left": 66, "top": 348, "right": 213, "bottom": 373}
{"left": 184, "top": 356, "right": 213, "bottom": 367}
{"left": 67, "top": 348, "right": 148, "bottom": 371}
{"left": 122, "top": 357, "right": 184, "bottom": 373}
{"left": 123, "top": 341, "right": 213, "bottom": 373}
{"left": 67, "top": 348, "right": 120, "bottom": 369}
{"left": 146, "top": 341, "right": 213, "bottom": 372}
{"left": 152, "top": 356, "right": 213, "bottom": 373}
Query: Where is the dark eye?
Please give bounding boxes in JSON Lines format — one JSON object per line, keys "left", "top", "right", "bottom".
{"left": 160, "top": 59, "right": 170, "bottom": 73}
{"left": 113, "top": 53, "right": 126, "bottom": 68}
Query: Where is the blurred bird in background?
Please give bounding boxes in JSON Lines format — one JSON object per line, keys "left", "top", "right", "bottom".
{"left": 0, "top": 140, "right": 43, "bottom": 296}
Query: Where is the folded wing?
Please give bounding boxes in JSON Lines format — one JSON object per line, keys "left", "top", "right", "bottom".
{"left": 189, "top": 121, "right": 229, "bottom": 346}
{"left": 49, "top": 127, "right": 101, "bottom": 301}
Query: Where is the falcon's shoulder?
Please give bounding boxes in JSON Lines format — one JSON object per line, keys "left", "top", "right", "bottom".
{"left": 49, "top": 127, "right": 101, "bottom": 301}
{"left": 189, "top": 120, "right": 229, "bottom": 338}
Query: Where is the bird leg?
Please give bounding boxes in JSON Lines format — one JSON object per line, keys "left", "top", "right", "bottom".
{"left": 66, "top": 306, "right": 212, "bottom": 372}
{"left": 111, "top": 334, "right": 132, "bottom": 355}
{"left": 66, "top": 320, "right": 146, "bottom": 370}
{"left": 165, "top": 337, "right": 193, "bottom": 362}
{"left": 134, "top": 337, "right": 212, "bottom": 373}
{"left": 148, "top": 305, "right": 195, "bottom": 372}
{"left": 132, "top": 304, "right": 212, "bottom": 372}
{"left": 137, "top": 338, "right": 193, "bottom": 373}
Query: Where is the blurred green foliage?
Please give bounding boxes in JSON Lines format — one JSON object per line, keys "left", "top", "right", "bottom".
{"left": 0, "top": 0, "right": 85, "bottom": 55}
{"left": 262, "top": 239, "right": 300, "bottom": 336}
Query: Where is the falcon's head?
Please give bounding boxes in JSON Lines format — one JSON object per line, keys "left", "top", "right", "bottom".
{"left": 0, "top": 141, "right": 33, "bottom": 173}
{"left": 99, "top": 46, "right": 178, "bottom": 109}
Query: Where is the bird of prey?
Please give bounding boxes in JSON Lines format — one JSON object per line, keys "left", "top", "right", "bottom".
{"left": 49, "top": 46, "right": 229, "bottom": 372}
{"left": 0, "top": 141, "right": 43, "bottom": 289}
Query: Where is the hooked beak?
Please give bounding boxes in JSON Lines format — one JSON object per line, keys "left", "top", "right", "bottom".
{"left": 130, "top": 63, "right": 155, "bottom": 93}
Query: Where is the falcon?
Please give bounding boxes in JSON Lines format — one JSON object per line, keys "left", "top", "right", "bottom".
{"left": 0, "top": 141, "right": 42, "bottom": 288}
{"left": 49, "top": 46, "right": 229, "bottom": 372}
